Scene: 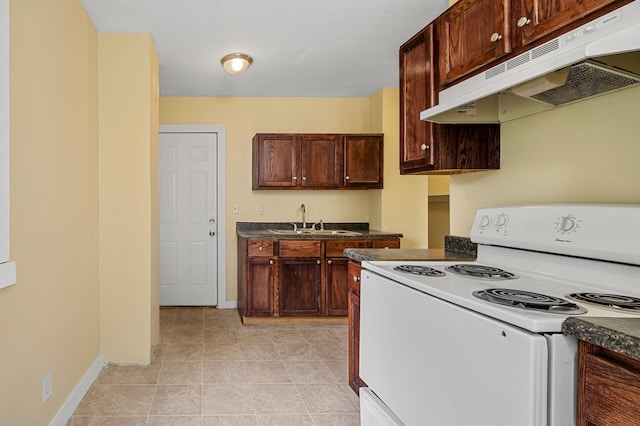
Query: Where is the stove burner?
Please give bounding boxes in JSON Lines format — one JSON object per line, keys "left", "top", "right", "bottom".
{"left": 473, "top": 288, "right": 586, "bottom": 314}
{"left": 393, "top": 265, "right": 445, "bottom": 277}
{"left": 568, "top": 293, "right": 640, "bottom": 312}
{"left": 446, "top": 264, "right": 518, "bottom": 280}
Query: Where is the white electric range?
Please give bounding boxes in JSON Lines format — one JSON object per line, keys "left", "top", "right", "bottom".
{"left": 359, "top": 204, "right": 640, "bottom": 426}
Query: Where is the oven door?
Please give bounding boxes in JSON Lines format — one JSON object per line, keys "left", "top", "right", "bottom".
{"left": 360, "top": 270, "right": 549, "bottom": 426}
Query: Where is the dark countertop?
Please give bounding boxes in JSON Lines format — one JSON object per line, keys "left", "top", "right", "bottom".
{"left": 563, "top": 317, "right": 640, "bottom": 361}
{"left": 343, "top": 235, "right": 477, "bottom": 261}
{"left": 236, "top": 222, "right": 402, "bottom": 240}
{"left": 343, "top": 248, "right": 475, "bottom": 262}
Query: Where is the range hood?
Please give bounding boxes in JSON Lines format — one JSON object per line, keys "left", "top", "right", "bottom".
{"left": 421, "top": 0, "right": 640, "bottom": 123}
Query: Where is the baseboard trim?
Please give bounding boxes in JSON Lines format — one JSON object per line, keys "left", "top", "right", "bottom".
{"left": 217, "top": 300, "right": 237, "bottom": 309}
{"left": 49, "top": 353, "right": 104, "bottom": 426}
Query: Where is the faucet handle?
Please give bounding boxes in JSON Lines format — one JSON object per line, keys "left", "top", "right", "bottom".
{"left": 319, "top": 219, "right": 324, "bottom": 230}
{"left": 290, "top": 222, "right": 298, "bottom": 231}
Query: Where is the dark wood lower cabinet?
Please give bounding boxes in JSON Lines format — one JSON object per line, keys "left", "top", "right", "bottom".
{"left": 578, "top": 340, "right": 640, "bottom": 426}
{"left": 348, "top": 260, "right": 367, "bottom": 394}
{"left": 326, "top": 258, "right": 349, "bottom": 316}
{"left": 246, "top": 258, "right": 274, "bottom": 316}
{"left": 279, "top": 258, "right": 322, "bottom": 316}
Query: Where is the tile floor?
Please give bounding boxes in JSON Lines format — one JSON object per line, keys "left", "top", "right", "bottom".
{"left": 68, "top": 307, "right": 360, "bottom": 425}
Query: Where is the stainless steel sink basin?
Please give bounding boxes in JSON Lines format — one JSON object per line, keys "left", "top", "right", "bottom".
{"left": 268, "top": 229, "right": 361, "bottom": 236}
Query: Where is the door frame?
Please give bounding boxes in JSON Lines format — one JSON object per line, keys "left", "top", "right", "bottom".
{"left": 159, "top": 124, "right": 233, "bottom": 308}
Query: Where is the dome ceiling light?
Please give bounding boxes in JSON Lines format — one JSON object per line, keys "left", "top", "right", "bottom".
{"left": 220, "top": 53, "right": 253, "bottom": 76}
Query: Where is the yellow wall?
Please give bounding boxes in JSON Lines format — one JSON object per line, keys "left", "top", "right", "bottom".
{"left": 450, "top": 86, "right": 640, "bottom": 235}
{"left": 368, "top": 88, "right": 429, "bottom": 248}
{"left": 160, "top": 94, "right": 428, "bottom": 302}
{"left": 98, "top": 33, "right": 159, "bottom": 364}
{"left": 0, "top": 0, "right": 100, "bottom": 423}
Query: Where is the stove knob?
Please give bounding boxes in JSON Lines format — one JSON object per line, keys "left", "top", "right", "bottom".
{"left": 495, "top": 213, "right": 509, "bottom": 229}
{"left": 477, "top": 215, "right": 492, "bottom": 229}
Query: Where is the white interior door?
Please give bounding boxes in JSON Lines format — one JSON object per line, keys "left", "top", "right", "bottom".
{"left": 159, "top": 132, "right": 218, "bottom": 306}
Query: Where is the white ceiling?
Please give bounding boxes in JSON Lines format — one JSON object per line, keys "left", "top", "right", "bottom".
{"left": 80, "top": 0, "right": 448, "bottom": 97}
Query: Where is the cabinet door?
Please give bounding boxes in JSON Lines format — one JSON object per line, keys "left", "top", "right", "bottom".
{"left": 326, "top": 258, "right": 349, "bottom": 316}
{"left": 279, "top": 258, "right": 322, "bottom": 316}
{"left": 400, "top": 25, "right": 437, "bottom": 173}
{"left": 300, "top": 135, "right": 341, "bottom": 188}
{"left": 246, "top": 258, "right": 274, "bottom": 316}
{"left": 438, "top": 0, "right": 510, "bottom": 86}
{"left": 344, "top": 135, "right": 383, "bottom": 188}
{"left": 511, "top": 0, "right": 621, "bottom": 48}
{"left": 348, "top": 260, "right": 366, "bottom": 394}
{"left": 252, "top": 134, "right": 299, "bottom": 188}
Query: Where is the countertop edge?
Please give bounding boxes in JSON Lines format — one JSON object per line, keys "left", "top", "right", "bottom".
{"left": 563, "top": 316, "right": 640, "bottom": 361}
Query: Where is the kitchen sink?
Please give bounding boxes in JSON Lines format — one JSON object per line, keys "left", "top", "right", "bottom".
{"left": 268, "top": 229, "right": 362, "bottom": 236}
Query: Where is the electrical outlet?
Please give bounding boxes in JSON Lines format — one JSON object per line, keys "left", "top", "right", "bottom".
{"left": 232, "top": 202, "right": 239, "bottom": 214}
{"left": 42, "top": 372, "right": 52, "bottom": 402}
{"left": 259, "top": 204, "right": 266, "bottom": 215}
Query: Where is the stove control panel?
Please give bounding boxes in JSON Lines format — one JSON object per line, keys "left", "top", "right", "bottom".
{"left": 470, "top": 204, "right": 640, "bottom": 265}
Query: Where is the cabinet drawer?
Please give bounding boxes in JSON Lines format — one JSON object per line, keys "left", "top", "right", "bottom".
{"left": 371, "top": 238, "right": 400, "bottom": 249}
{"left": 583, "top": 352, "right": 640, "bottom": 425}
{"left": 326, "top": 239, "right": 369, "bottom": 257}
{"left": 279, "top": 240, "right": 321, "bottom": 257}
{"left": 248, "top": 239, "right": 275, "bottom": 257}
{"left": 348, "top": 261, "right": 363, "bottom": 293}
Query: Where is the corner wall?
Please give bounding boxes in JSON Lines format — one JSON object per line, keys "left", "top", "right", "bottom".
{"left": 0, "top": 0, "right": 100, "bottom": 423}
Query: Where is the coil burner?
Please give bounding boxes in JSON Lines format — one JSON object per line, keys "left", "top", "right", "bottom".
{"left": 474, "top": 288, "right": 586, "bottom": 314}
{"left": 393, "top": 265, "right": 446, "bottom": 277}
{"left": 446, "top": 264, "right": 518, "bottom": 280}
{"left": 568, "top": 292, "right": 640, "bottom": 313}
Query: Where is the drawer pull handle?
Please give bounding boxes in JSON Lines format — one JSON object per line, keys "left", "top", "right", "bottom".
{"left": 421, "top": 144, "right": 429, "bottom": 151}
{"left": 352, "top": 275, "right": 360, "bottom": 282}
{"left": 269, "top": 260, "right": 273, "bottom": 265}
{"left": 490, "top": 32, "right": 503, "bottom": 42}
{"left": 517, "top": 17, "right": 531, "bottom": 27}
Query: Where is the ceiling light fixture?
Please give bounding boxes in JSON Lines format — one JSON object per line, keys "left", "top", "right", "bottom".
{"left": 220, "top": 53, "right": 253, "bottom": 76}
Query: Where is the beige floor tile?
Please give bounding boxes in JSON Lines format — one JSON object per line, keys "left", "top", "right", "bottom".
{"left": 66, "top": 416, "right": 92, "bottom": 426}
{"left": 95, "top": 385, "right": 155, "bottom": 416}
{"left": 72, "top": 384, "right": 110, "bottom": 416}
{"left": 311, "top": 413, "right": 361, "bottom": 425}
{"left": 204, "top": 328, "right": 238, "bottom": 345}
{"left": 250, "top": 384, "right": 307, "bottom": 415}
{"left": 263, "top": 329, "right": 307, "bottom": 344}
{"left": 171, "top": 317, "right": 205, "bottom": 330}
{"left": 299, "top": 328, "right": 341, "bottom": 344}
{"left": 296, "top": 383, "right": 359, "bottom": 414}
{"left": 152, "top": 343, "right": 168, "bottom": 363}
{"left": 274, "top": 343, "right": 321, "bottom": 361}
{"left": 243, "top": 361, "right": 291, "bottom": 384}
{"left": 175, "top": 307, "right": 205, "bottom": 320}
{"left": 310, "top": 341, "right": 348, "bottom": 361}
{"left": 87, "top": 416, "right": 147, "bottom": 425}
{"left": 235, "top": 328, "right": 273, "bottom": 345}
{"left": 158, "top": 361, "right": 203, "bottom": 384}
{"left": 164, "top": 343, "right": 204, "bottom": 361}
{"left": 95, "top": 365, "right": 160, "bottom": 385}
{"left": 323, "top": 359, "right": 349, "bottom": 383}
{"left": 162, "top": 329, "right": 204, "bottom": 344}
{"left": 203, "top": 384, "right": 255, "bottom": 415}
{"left": 341, "top": 383, "right": 362, "bottom": 406}
{"left": 203, "top": 415, "right": 258, "bottom": 425}
{"left": 203, "top": 360, "right": 247, "bottom": 383}
{"left": 284, "top": 361, "right": 337, "bottom": 384}
{"left": 239, "top": 343, "right": 280, "bottom": 361}
{"left": 256, "top": 414, "right": 314, "bottom": 426}
{"left": 203, "top": 343, "right": 242, "bottom": 360}
{"left": 146, "top": 416, "right": 204, "bottom": 426}
{"left": 150, "top": 385, "right": 202, "bottom": 415}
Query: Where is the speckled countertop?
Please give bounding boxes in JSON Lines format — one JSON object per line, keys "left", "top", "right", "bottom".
{"left": 344, "top": 235, "right": 477, "bottom": 261}
{"left": 563, "top": 317, "right": 640, "bottom": 361}
{"left": 236, "top": 222, "right": 402, "bottom": 239}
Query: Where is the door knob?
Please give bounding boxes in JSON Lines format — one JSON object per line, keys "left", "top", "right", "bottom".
{"left": 209, "top": 231, "right": 215, "bottom": 237}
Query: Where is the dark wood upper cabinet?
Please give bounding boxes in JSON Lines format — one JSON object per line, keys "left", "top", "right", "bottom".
{"left": 252, "top": 134, "right": 298, "bottom": 188}
{"left": 438, "top": 0, "right": 510, "bottom": 86}
{"left": 253, "top": 133, "right": 383, "bottom": 189}
{"left": 343, "top": 135, "right": 383, "bottom": 189}
{"left": 300, "top": 134, "right": 342, "bottom": 188}
{"left": 511, "top": 0, "right": 624, "bottom": 48}
{"left": 400, "top": 23, "right": 500, "bottom": 174}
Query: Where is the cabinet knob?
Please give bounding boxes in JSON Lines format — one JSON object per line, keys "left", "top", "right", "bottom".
{"left": 345, "top": 176, "right": 350, "bottom": 180}
{"left": 490, "top": 33, "right": 503, "bottom": 42}
{"left": 293, "top": 176, "right": 297, "bottom": 181}
{"left": 517, "top": 17, "right": 531, "bottom": 27}
{"left": 259, "top": 246, "right": 263, "bottom": 251}
{"left": 420, "top": 144, "right": 429, "bottom": 151}
{"left": 316, "top": 259, "right": 321, "bottom": 264}
{"left": 269, "top": 259, "right": 273, "bottom": 265}
{"left": 327, "top": 259, "right": 332, "bottom": 264}
{"left": 302, "top": 176, "right": 306, "bottom": 181}
{"left": 352, "top": 275, "right": 360, "bottom": 282}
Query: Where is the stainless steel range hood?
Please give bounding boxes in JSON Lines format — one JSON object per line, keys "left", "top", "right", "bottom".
{"left": 421, "top": 1, "right": 640, "bottom": 124}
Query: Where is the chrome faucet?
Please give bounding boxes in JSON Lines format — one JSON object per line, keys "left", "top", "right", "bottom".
{"left": 300, "top": 204, "right": 306, "bottom": 229}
